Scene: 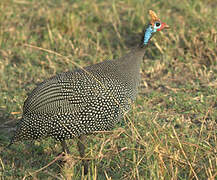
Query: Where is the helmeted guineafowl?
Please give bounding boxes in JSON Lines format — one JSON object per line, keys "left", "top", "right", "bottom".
{"left": 9, "top": 10, "right": 169, "bottom": 174}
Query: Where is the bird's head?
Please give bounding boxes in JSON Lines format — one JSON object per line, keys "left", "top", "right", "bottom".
{"left": 142, "top": 10, "right": 169, "bottom": 46}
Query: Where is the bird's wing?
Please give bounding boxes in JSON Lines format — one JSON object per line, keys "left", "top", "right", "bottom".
{"left": 23, "top": 70, "right": 101, "bottom": 115}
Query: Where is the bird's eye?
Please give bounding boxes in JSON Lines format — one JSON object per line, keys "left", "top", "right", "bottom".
{"left": 155, "top": 22, "right": 161, "bottom": 27}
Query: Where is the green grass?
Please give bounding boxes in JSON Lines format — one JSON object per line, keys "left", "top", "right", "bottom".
{"left": 0, "top": 0, "right": 216, "bottom": 179}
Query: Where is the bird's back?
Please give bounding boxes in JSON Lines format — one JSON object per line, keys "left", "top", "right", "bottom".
{"left": 12, "top": 57, "right": 141, "bottom": 142}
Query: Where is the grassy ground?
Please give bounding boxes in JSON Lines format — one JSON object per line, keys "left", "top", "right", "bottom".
{"left": 0, "top": 0, "right": 216, "bottom": 179}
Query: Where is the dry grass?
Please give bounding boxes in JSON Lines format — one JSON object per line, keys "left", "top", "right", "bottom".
{"left": 0, "top": 0, "right": 216, "bottom": 179}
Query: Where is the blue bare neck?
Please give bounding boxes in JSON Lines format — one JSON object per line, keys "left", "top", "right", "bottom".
{"left": 143, "top": 24, "right": 156, "bottom": 46}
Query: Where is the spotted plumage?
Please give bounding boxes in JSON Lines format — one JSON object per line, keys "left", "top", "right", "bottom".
{"left": 11, "top": 56, "right": 142, "bottom": 143}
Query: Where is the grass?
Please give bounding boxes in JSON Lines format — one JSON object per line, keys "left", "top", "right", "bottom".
{"left": 0, "top": 0, "right": 216, "bottom": 179}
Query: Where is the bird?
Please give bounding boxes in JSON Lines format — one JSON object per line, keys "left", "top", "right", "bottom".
{"left": 9, "top": 10, "right": 169, "bottom": 174}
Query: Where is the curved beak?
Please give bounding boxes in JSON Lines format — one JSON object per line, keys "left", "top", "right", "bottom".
{"left": 157, "top": 22, "right": 170, "bottom": 31}
{"left": 163, "top": 22, "right": 170, "bottom": 29}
